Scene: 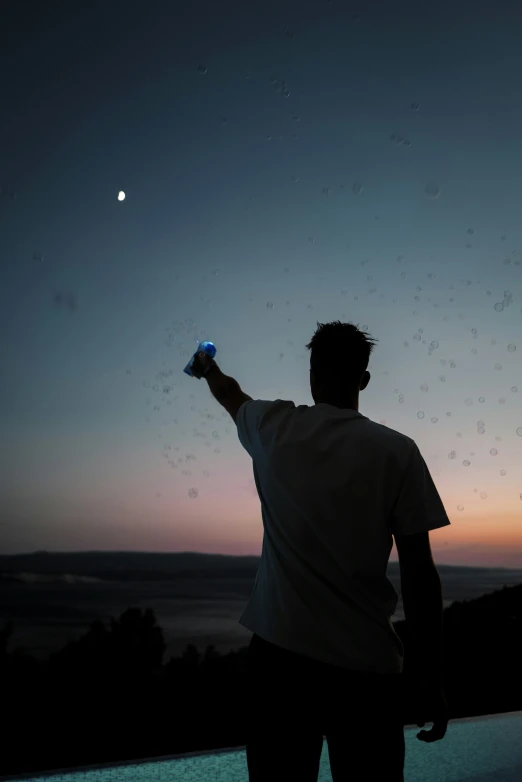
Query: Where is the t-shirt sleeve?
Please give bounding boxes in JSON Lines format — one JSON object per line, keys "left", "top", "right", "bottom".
{"left": 391, "top": 443, "right": 451, "bottom": 537}
{"left": 236, "top": 399, "right": 294, "bottom": 457}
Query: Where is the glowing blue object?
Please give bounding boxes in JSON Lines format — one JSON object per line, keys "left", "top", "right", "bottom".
{"left": 183, "top": 340, "right": 217, "bottom": 377}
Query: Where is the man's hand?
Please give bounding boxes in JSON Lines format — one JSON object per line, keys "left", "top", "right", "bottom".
{"left": 407, "top": 675, "right": 449, "bottom": 742}
{"left": 191, "top": 351, "right": 216, "bottom": 379}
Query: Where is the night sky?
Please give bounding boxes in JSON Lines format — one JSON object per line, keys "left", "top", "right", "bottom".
{"left": 1, "top": 1, "right": 521, "bottom": 565}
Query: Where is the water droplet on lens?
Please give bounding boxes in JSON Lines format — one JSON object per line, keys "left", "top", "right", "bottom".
{"left": 420, "top": 384, "right": 429, "bottom": 392}
{"left": 511, "top": 386, "right": 518, "bottom": 393}
{"left": 197, "top": 64, "right": 207, "bottom": 73}
{"left": 448, "top": 451, "right": 456, "bottom": 459}
{"left": 457, "top": 505, "right": 464, "bottom": 511}
{"left": 500, "top": 469, "right": 507, "bottom": 476}
{"left": 495, "top": 363, "right": 502, "bottom": 370}
{"left": 494, "top": 302, "right": 504, "bottom": 312}
{"left": 424, "top": 181, "right": 440, "bottom": 198}
{"left": 463, "top": 460, "right": 470, "bottom": 466}
{"left": 188, "top": 487, "right": 199, "bottom": 498}
{"left": 411, "top": 101, "right": 419, "bottom": 111}
{"left": 490, "top": 448, "right": 498, "bottom": 456}
{"left": 352, "top": 182, "right": 363, "bottom": 195}
{"left": 431, "top": 417, "right": 438, "bottom": 423}
{"left": 267, "top": 302, "right": 274, "bottom": 309}
{"left": 480, "top": 492, "right": 487, "bottom": 499}
{"left": 516, "top": 427, "right": 522, "bottom": 437}
{"left": 430, "top": 341, "right": 439, "bottom": 349}
{"left": 417, "top": 411, "right": 425, "bottom": 419}
{"left": 479, "top": 397, "right": 485, "bottom": 403}
{"left": 507, "top": 344, "right": 516, "bottom": 353}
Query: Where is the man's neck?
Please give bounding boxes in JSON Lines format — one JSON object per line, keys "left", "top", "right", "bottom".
{"left": 316, "top": 399, "right": 359, "bottom": 412}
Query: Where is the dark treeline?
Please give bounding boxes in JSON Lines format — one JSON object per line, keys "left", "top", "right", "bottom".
{"left": 2, "top": 583, "right": 522, "bottom": 778}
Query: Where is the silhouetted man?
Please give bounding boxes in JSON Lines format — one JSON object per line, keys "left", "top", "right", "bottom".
{"left": 191, "top": 320, "right": 450, "bottom": 782}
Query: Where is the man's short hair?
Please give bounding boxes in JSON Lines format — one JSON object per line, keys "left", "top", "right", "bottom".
{"left": 305, "top": 320, "right": 378, "bottom": 392}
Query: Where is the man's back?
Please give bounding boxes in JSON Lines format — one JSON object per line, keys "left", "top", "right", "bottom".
{"left": 236, "top": 399, "right": 451, "bottom": 674}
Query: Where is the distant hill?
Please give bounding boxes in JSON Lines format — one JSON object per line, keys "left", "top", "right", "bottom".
{"left": 0, "top": 551, "right": 262, "bottom": 581}
{"left": 1, "top": 551, "right": 521, "bottom": 597}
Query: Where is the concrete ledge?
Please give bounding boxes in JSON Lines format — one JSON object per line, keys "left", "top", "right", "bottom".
{"left": 2, "top": 711, "right": 521, "bottom": 781}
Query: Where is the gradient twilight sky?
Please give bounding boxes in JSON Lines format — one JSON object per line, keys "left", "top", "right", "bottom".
{"left": 1, "top": 1, "right": 521, "bottom": 565}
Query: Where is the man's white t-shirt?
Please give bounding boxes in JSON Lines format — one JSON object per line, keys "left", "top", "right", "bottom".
{"left": 235, "top": 399, "right": 451, "bottom": 675}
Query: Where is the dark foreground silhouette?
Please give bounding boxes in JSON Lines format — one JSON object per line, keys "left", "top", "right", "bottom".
{"left": 1, "top": 583, "right": 522, "bottom": 778}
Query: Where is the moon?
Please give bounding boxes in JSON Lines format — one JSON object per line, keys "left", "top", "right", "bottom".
{"left": 118, "top": 191, "right": 126, "bottom": 201}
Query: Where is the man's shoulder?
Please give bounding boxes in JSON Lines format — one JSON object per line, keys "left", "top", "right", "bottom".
{"left": 257, "top": 399, "right": 296, "bottom": 417}
{"left": 242, "top": 399, "right": 296, "bottom": 431}
{"left": 363, "top": 418, "right": 416, "bottom": 454}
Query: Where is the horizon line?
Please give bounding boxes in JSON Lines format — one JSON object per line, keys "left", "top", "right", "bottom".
{"left": 1, "top": 550, "right": 522, "bottom": 571}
